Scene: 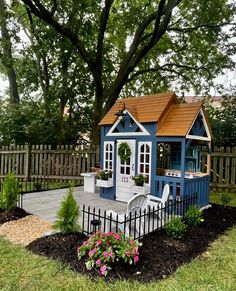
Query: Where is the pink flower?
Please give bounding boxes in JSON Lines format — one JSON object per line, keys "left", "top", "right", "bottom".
{"left": 100, "top": 265, "right": 107, "bottom": 275}
{"left": 129, "top": 239, "right": 134, "bottom": 244}
{"left": 134, "top": 256, "right": 139, "bottom": 263}
{"left": 132, "top": 247, "right": 138, "bottom": 254}
{"left": 88, "top": 251, "right": 93, "bottom": 257}
{"left": 114, "top": 234, "right": 120, "bottom": 240}
{"left": 103, "top": 251, "right": 108, "bottom": 257}
{"left": 109, "top": 252, "right": 113, "bottom": 257}
{"left": 108, "top": 232, "right": 113, "bottom": 236}
{"left": 96, "top": 259, "right": 102, "bottom": 265}
{"left": 96, "top": 240, "right": 102, "bottom": 246}
{"left": 125, "top": 251, "right": 131, "bottom": 257}
{"left": 92, "top": 248, "right": 97, "bottom": 253}
{"left": 83, "top": 241, "right": 88, "bottom": 246}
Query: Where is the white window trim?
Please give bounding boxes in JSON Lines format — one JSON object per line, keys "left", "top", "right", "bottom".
{"left": 103, "top": 141, "right": 114, "bottom": 171}
{"left": 106, "top": 109, "right": 150, "bottom": 136}
{"left": 138, "top": 141, "right": 152, "bottom": 186}
{"left": 186, "top": 109, "right": 211, "bottom": 141}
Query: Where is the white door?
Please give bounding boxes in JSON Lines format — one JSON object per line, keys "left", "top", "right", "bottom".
{"left": 116, "top": 139, "right": 135, "bottom": 202}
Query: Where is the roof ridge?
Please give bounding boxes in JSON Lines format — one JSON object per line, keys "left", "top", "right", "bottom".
{"left": 115, "top": 91, "right": 175, "bottom": 103}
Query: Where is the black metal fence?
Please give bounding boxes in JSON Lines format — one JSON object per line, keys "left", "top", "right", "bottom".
{"left": 81, "top": 193, "right": 198, "bottom": 240}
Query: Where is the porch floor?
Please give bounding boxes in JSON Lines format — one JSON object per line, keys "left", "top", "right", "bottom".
{"left": 22, "top": 186, "right": 127, "bottom": 224}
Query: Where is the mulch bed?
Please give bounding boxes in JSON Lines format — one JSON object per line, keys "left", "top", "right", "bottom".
{"left": 0, "top": 207, "right": 30, "bottom": 225}
{"left": 27, "top": 204, "right": 236, "bottom": 282}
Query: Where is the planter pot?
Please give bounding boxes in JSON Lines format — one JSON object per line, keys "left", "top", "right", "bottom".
{"left": 96, "top": 178, "right": 113, "bottom": 188}
{"left": 132, "top": 184, "right": 150, "bottom": 195}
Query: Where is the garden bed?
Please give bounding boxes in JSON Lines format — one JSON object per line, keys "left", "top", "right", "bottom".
{"left": 0, "top": 207, "right": 29, "bottom": 225}
{"left": 26, "top": 204, "right": 236, "bottom": 282}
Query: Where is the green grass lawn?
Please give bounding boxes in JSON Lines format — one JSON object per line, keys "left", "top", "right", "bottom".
{"left": 1, "top": 227, "right": 236, "bottom": 291}
{"left": 210, "top": 191, "right": 236, "bottom": 207}
{"left": 1, "top": 192, "right": 235, "bottom": 290}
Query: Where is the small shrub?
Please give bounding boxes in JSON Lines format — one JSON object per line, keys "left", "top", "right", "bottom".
{"left": 78, "top": 231, "right": 142, "bottom": 276}
{"left": 185, "top": 205, "right": 204, "bottom": 227}
{"left": 53, "top": 185, "right": 80, "bottom": 233}
{"left": 34, "top": 182, "right": 42, "bottom": 191}
{"left": 165, "top": 216, "right": 187, "bottom": 239}
{"left": 0, "top": 173, "right": 20, "bottom": 210}
{"left": 221, "top": 192, "right": 232, "bottom": 206}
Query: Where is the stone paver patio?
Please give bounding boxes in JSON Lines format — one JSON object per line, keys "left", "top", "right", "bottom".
{"left": 22, "top": 186, "right": 127, "bottom": 224}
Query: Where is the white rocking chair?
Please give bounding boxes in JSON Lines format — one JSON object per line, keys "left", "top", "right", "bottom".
{"left": 146, "top": 184, "right": 170, "bottom": 225}
{"left": 105, "top": 193, "right": 148, "bottom": 237}
{"left": 147, "top": 183, "right": 170, "bottom": 208}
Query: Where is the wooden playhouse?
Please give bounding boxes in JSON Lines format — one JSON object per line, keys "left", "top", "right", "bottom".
{"left": 98, "top": 92, "right": 212, "bottom": 207}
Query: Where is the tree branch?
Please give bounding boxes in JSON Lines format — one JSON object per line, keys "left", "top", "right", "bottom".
{"left": 127, "top": 62, "right": 212, "bottom": 83}
{"left": 168, "top": 22, "right": 236, "bottom": 33}
{"left": 103, "top": 0, "right": 182, "bottom": 111}
{"left": 96, "top": 0, "right": 114, "bottom": 65}
{"left": 21, "top": 0, "right": 96, "bottom": 73}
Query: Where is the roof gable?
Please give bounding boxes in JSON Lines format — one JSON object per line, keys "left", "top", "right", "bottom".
{"left": 157, "top": 102, "right": 212, "bottom": 139}
{"left": 106, "top": 109, "right": 150, "bottom": 136}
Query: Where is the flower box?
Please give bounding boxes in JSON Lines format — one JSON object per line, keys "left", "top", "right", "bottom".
{"left": 132, "top": 184, "right": 150, "bottom": 195}
{"left": 96, "top": 178, "right": 113, "bottom": 188}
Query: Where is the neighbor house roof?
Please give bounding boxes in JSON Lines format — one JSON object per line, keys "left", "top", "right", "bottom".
{"left": 99, "top": 92, "right": 211, "bottom": 137}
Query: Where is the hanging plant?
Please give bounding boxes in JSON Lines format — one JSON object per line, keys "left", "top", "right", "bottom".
{"left": 118, "top": 142, "right": 131, "bottom": 162}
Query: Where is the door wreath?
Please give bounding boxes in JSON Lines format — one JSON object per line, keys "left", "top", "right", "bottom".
{"left": 118, "top": 142, "right": 131, "bottom": 162}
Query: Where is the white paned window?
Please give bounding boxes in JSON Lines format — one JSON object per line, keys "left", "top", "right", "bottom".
{"left": 103, "top": 142, "right": 114, "bottom": 175}
{"left": 138, "top": 142, "right": 152, "bottom": 185}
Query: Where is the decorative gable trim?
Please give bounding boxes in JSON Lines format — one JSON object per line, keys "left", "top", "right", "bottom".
{"left": 106, "top": 109, "right": 150, "bottom": 136}
{"left": 186, "top": 109, "right": 211, "bottom": 141}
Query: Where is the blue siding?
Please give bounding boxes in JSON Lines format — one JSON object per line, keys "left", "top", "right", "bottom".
{"left": 100, "top": 122, "right": 156, "bottom": 200}
{"left": 100, "top": 121, "right": 210, "bottom": 207}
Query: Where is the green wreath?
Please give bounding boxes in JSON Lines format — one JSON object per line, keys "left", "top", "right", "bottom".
{"left": 118, "top": 142, "right": 131, "bottom": 162}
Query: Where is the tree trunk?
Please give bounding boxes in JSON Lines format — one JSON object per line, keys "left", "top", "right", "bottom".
{"left": 0, "top": 0, "right": 20, "bottom": 104}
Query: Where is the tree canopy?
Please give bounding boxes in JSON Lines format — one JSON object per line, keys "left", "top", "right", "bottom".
{"left": 0, "top": 0, "right": 235, "bottom": 145}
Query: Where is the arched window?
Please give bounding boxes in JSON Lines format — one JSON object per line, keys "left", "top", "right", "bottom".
{"left": 103, "top": 142, "right": 114, "bottom": 174}
{"left": 138, "top": 142, "right": 151, "bottom": 184}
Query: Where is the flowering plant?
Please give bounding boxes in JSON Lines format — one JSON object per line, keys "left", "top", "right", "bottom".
{"left": 77, "top": 231, "right": 142, "bottom": 276}
{"left": 132, "top": 174, "right": 147, "bottom": 186}
{"left": 96, "top": 170, "right": 112, "bottom": 180}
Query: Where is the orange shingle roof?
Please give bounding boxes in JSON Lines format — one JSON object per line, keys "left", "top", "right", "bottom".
{"left": 157, "top": 102, "right": 203, "bottom": 136}
{"left": 99, "top": 92, "right": 211, "bottom": 138}
{"left": 99, "top": 92, "right": 177, "bottom": 125}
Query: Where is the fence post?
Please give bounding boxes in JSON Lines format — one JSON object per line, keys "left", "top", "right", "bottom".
{"left": 25, "top": 144, "right": 31, "bottom": 181}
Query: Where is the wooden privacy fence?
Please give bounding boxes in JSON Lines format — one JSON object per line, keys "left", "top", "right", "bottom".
{"left": 0, "top": 145, "right": 235, "bottom": 192}
{"left": 0, "top": 145, "right": 100, "bottom": 183}
{"left": 202, "top": 147, "right": 236, "bottom": 192}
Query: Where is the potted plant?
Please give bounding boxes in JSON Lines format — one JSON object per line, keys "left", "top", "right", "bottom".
{"left": 131, "top": 174, "right": 150, "bottom": 195}
{"left": 132, "top": 174, "right": 146, "bottom": 186}
{"left": 96, "top": 170, "right": 113, "bottom": 188}
{"left": 97, "top": 170, "right": 109, "bottom": 181}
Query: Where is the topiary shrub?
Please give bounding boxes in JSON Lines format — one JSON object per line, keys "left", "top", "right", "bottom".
{"left": 53, "top": 185, "right": 80, "bottom": 233}
{"left": 184, "top": 205, "right": 204, "bottom": 227}
{"left": 165, "top": 216, "right": 187, "bottom": 239}
{"left": 221, "top": 192, "right": 232, "bottom": 207}
{"left": 0, "top": 173, "right": 20, "bottom": 210}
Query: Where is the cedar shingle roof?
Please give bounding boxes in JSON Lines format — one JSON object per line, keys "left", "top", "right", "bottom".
{"left": 99, "top": 92, "right": 211, "bottom": 137}
{"left": 99, "top": 92, "right": 177, "bottom": 125}
{"left": 157, "top": 102, "right": 202, "bottom": 136}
